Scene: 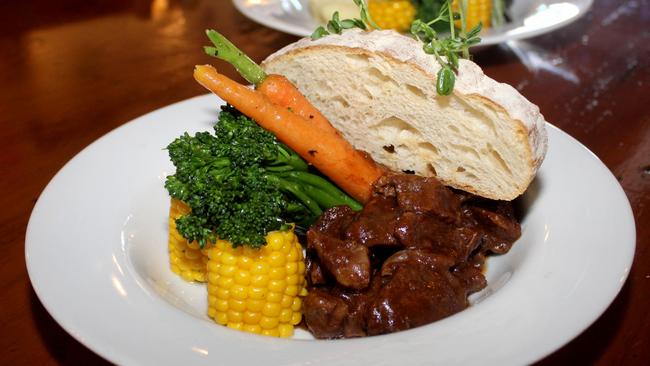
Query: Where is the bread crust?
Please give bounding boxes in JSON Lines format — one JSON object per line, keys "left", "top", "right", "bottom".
{"left": 263, "top": 29, "right": 548, "bottom": 200}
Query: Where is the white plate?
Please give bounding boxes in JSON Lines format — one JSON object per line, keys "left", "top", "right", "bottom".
{"left": 26, "top": 94, "right": 635, "bottom": 366}
{"left": 233, "top": 0, "right": 593, "bottom": 46}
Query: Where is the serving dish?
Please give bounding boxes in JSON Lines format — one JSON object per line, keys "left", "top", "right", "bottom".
{"left": 26, "top": 94, "right": 635, "bottom": 365}
{"left": 232, "top": 0, "right": 593, "bottom": 46}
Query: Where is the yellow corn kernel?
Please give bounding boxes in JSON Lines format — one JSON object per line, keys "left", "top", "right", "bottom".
{"left": 279, "top": 308, "right": 292, "bottom": 323}
{"left": 227, "top": 322, "right": 243, "bottom": 331}
{"left": 266, "top": 292, "right": 283, "bottom": 303}
{"left": 214, "top": 312, "right": 228, "bottom": 325}
{"left": 280, "top": 295, "right": 293, "bottom": 308}
{"left": 246, "top": 299, "right": 264, "bottom": 312}
{"left": 215, "top": 299, "right": 228, "bottom": 312}
{"left": 368, "top": 0, "right": 417, "bottom": 32}
{"left": 262, "top": 302, "right": 282, "bottom": 317}
{"left": 261, "top": 329, "right": 279, "bottom": 337}
{"left": 260, "top": 316, "right": 279, "bottom": 330}
{"left": 269, "top": 267, "right": 286, "bottom": 280}
{"left": 206, "top": 228, "right": 306, "bottom": 338}
{"left": 291, "top": 297, "right": 302, "bottom": 312}
{"left": 248, "top": 287, "right": 268, "bottom": 300}
{"left": 278, "top": 324, "right": 293, "bottom": 338}
{"left": 168, "top": 199, "right": 209, "bottom": 283}
{"left": 244, "top": 311, "right": 262, "bottom": 324}
{"left": 453, "top": 0, "right": 492, "bottom": 30}
{"left": 243, "top": 324, "right": 262, "bottom": 334}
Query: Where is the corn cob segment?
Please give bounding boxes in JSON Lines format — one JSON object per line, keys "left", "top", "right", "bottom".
{"left": 368, "top": 0, "right": 417, "bottom": 32}
{"left": 207, "top": 230, "right": 307, "bottom": 338}
{"left": 168, "top": 198, "right": 209, "bottom": 282}
{"left": 453, "top": 0, "right": 492, "bottom": 30}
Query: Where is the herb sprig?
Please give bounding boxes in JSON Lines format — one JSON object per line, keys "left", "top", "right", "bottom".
{"left": 311, "top": 0, "right": 378, "bottom": 40}
{"left": 410, "top": 1, "right": 482, "bottom": 95}
{"left": 310, "top": 0, "right": 482, "bottom": 96}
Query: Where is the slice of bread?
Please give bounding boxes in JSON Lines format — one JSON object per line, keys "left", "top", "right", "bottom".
{"left": 262, "top": 29, "right": 548, "bottom": 201}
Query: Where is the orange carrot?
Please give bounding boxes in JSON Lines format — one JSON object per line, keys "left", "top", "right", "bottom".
{"left": 257, "top": 74, "right": 334, "bottom": 134}
{"left": 194, "top": 64, "right": 384, "bottom": 203}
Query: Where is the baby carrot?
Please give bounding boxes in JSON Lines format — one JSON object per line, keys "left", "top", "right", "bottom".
{"left": 256, "top": 74, "right": 334, "bottom": 133}
{"left": 194, "top": 64, "right": 384, "bottom": 203}
{"left": 204, "top": 30, "right": 333, "bottom": 133}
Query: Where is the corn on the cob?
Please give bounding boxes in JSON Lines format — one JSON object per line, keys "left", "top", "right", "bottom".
{"left": 453, "top": 0, "right": 492, "bottom": 30}
{"left": 168, "top": 198, "right": 208, "bottom": 282}
{"left": 206, "top": 229, "right": 307, "bottom": 338}
{"left": 369, "top": 0, "right": 417, "bottom": 32}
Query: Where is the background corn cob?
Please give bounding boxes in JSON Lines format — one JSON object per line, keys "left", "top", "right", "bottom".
{"left": 368, "top": 0, "right": 417, "bottom": 32}
{"left": 207, "top": 230, "right": 307, "bottom": 338}
{"left": 453, "top": 0, "right": 492, "bottom": 30}
{"left": 168, "top": 198, "right": 208, "bottom": 282}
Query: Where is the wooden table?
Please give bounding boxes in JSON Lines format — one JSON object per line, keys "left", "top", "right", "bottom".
{"left": 1, "top": 0, "right": 647, "bottom": 364}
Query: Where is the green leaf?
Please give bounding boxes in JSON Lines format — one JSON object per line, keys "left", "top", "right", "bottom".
{"left": 467, "top": 23, "right": 483, "bottom": 38}
{"left": 436, "top": 66, "right": 455, "bottom": 96}
{"left": 311, "top": 26, "right": 329, "bottom": 40}
{"left": 410, "top": 19, "right": 436, "bottom": 43}
{"left": 340, "top": 19, "right": 357, "bottom": 29}
{"left": 352, "top": 18, "right": 367, "bottom": 29}
{"left": 327, "top": 14, "right": 343, "bottom": 34}
{"left": 448, "top": 51, "right": 459, "bottom": 69}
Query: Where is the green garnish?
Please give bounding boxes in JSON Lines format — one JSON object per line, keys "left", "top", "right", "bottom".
{"left": 310, "top": 0, "right": 378, "bottom": 40}
{"left": 165, "top": 106, "right": 361, "bottom": 248}
{"left": 311, "top": 0, "right": 482, "bottom": 96}
{"left": 203, "top": 30, "right": 267, "bottom": 85}
{"left": 413, "top": 0, "right": 451, "bottom": 32}
{"left": 410, "top": 1, "right": 482, "bottom": 95}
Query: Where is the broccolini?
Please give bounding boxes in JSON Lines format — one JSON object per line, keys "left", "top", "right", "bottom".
{"left": 165, "top": 105, "right": 361, "bottom": 248}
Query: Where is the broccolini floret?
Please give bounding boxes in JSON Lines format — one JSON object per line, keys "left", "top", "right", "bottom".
{"left": 165, "top": 105, "right": 361, "bottom": 248}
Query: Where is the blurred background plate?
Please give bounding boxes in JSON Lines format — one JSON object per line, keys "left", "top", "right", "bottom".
{"left": 233, "top": 0, "right": 593, "bottom": 46}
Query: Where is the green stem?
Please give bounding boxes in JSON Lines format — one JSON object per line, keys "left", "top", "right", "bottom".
{"left": 279, "top": 171, "right": 363, "bottom": 211}
{"left": 267, "top": 175, "right": 322, "bottom": 216}
{"left": 447, "top": 0, "right": 456, "bottom": 39}
{"left": 204, "top": 30, "right": 267, "bottom": 85}
{"left": 458, "top": 0, "right": 470, "bottom": 59}
{"left": 276, "top": 145, "right": 309, "bottom": 171}
{"left": 300, "top": 184, "right": 345, "bottom": 209}
{"left": 265, "top": 165, "right": 296, "bottom": 172}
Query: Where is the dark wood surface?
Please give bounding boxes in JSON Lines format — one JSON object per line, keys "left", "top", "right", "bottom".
{"left": 1, "top": 0, "right": 647, "bottom": 364}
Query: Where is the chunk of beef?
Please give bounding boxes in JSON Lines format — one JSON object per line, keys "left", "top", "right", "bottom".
{"left": 303, "top": 289, "right": 349, "bottom": 339}
{"left": 305, "top": 250, "right": 328, "bottom": 286}
{"left": 394, "top": 212, "right": 482, "bottom": 264}
{"left": 344, "top": 196, "right": 400, "bottom": 247}
{"left": 307, "top": 230, "right": 371, "bottom": 290}
{"left": 373, "top": 174, "right": 461, "bottom": 223}
{"left": 366, "top": 249, "right": 468, "bottom": 335}
{"left": 452, "top": 261, "right": 487, "bottom": 295}
{"left": 471, "top": 207, "right": 521, "bottom": 254}
{"left": 303, "top": 174, "right": 522, "bottom": 339}
{"left": 310, "top": 205, "right": 357, "bottom": 237}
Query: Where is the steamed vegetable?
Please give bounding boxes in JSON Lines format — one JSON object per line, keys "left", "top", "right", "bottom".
{"left": 368, "top": 0, "right": 417, "bottom": 32}
{"left": 206, "top": 229, "right": 307, "bottom": 337}
{"left": 452, "top": 0, "right": 496, "bottom": 30}
{"left": 204, "top": 30, "right": 337, "bottom": 134}
{"left": 193, "top": 65, "right": 385, "bottom": 203}
{"left": 168, "top": 198, "right": 208, "bottom": 282}
{"left": 165, "top": 105, "right": 360, "bottom": 248}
